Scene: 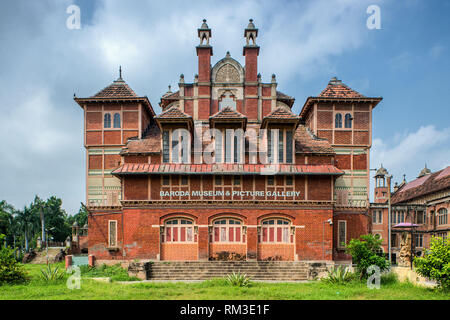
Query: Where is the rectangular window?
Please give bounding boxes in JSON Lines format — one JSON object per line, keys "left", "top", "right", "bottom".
{"left": 286, "top": 176, "right": 293, "bottom": 186}
{"left": 215, "top": 132, "right": 223, "bottom": 163}
{"left": 233, "top": 175, "right": 241, "bottom": 186}
{"left": 338, "top": 220, "right": 347, "bottom": 248}
{"left": 162, "top": 176, "right": 170, "bottom": 186}
{"left": 414, "top": 234, "right": 423, "bottom": 247}
{"left": 391, "top": 233, "right": 397, "bottom": 248}
{"left": 286, "top": 131, "right": 293, "bottom": 163}
{"left": 108, "top": 220, "right": 117, "bottom": 247}
{"left": 181, "top": 175, "right": 188, "bottom": 186}
{"left": 267, "top": 130, "right": 273, "bottom": 163}
{"left": 267, "top": 176, "right": 274, "bottom": 186}
{"left": 163, "top": 130, "right": 170, "bottom": 163}
{"left": 278, "top": 130, "right": 284, "bottom": 163}
{"left": 215, "top": 176, "right": 222, "bottom": 185}
{"left": 172, "top": 130, "right": 179, "bottom": 163}
{"left": 416, "top": 211, "right": 424, "bottom": 224}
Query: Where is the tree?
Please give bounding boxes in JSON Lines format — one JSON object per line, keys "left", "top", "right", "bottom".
{"left": 15, "top": 207, "right": 39, "bottom": 252}
{"left": 0, "top": 234, "right": 28, "bottom": 285}
{"left": 67, "top": 205, "right": 88, "bottom": 228}
{"left": 346, "top": 234, "right": 390, "bottom": 279}
{"left": 414, "top": 236, "right": 450, "bottom": 290}
{"left": 0, "top": 201, "right": 14, "bottom": 246}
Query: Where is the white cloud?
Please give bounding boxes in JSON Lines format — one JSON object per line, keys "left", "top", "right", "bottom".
{"left": 0, "top": 0, "right": 392, "bottom": 213}
{"left": 371, "top": 125, "right": 450, "bottom": 188}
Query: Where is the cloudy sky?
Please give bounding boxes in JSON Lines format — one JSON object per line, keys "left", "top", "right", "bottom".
{"left": 0, "top": 0, "right": 449, "bottom": 214}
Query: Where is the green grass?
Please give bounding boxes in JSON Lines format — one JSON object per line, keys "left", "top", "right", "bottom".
{"left": 0, "top": 263, "right": 448, "bottom": 300}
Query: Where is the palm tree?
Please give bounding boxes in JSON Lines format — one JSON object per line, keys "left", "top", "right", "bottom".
{"left": 15, "top": 207, "right": 39, "bottom": 252}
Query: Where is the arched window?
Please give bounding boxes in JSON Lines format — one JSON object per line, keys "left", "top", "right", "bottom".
{"left": 212, "top": 218, "right": 243, "bottom": 242}
{"left": 113, "top": 113, "right": 121, "bottom": 128}
{"left": 104, "top": 113, "right": 111, "bottom": 128}
{"left": 344, "top": 113, "right": 352, "bottom": 128}
{"left": 438, "top": 208, "right": 448, "bottom": 225}
{"left": 335, "top": 113, "right": 342, "bottom": 128}
{"left": 164, "top": 218, "right": 194, "bottom": 242}
{"left": 260, "top": 218, "right": 291, "bottom": 243}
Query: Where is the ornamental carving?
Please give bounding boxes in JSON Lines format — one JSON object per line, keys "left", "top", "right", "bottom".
{"left": 215, "top": 64, "right": 240, "bottom": 83}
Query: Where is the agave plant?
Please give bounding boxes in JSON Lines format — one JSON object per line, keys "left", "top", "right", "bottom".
{"left": 40, "top": 264, "right": 64, "bottom": 281}
{"left": 226, "top": 271, "right": 251, "bottom": 287}
{"left": 323, "top": 265, "right": 354, "bottom": 284}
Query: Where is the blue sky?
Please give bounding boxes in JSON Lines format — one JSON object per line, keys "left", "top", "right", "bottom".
{"left": 0, "top": 0, "right": 449, "bottom": 214}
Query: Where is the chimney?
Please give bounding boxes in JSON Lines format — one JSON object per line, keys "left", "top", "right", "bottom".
{"left": 243, "top": 19, "right": 259, "bottom": 82}
{"left": 197, "top": 19, "right": 213, "bottom": 83}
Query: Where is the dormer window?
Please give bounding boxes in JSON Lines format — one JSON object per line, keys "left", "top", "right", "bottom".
{"left": 104, "top": 113, "right": 111, "bottom": 128}
{"left": 162, "top": 128, "right": 190, "bottom": 163}
{"left": 335, "top": 113, "right": 342, "bottom": 128}
{"left": 267, "top": 129, "right": 294, "bottom": 164}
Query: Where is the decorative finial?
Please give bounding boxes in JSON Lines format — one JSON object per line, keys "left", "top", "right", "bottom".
{"left": 119, "top": 66, "right": 122, "bottom": 79}
{"left": 226, "top": 51, "right": 230, "bottom": 57}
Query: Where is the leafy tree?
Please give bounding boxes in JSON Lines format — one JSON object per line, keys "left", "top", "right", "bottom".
{"left": 67, "top": 205, "right": 88, "bottom": 228}
{"left": 414, "top": 236, "right": 450, "bottom": 290}
{"left": 346, "top": 234, "right": 390, "bottom": 279}
{"left": 14, "top": 207, "right": 39, "bottom": 252}
{"left": 31, "top": 196, "right": 70, "bottom": 242}
{"left": 0, "top": 234, "right": 28, "bottom": 285}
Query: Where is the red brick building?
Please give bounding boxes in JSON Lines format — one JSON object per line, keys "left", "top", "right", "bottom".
{"left": 74, "top": 20, "right": 382, "bottom": 264}
{"left": 370, "top": 165, "right": 450, "bottom": 264}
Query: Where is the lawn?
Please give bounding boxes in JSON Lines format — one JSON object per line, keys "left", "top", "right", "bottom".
{"left": 0, "top": 263, "right": 448, "bottom": 300}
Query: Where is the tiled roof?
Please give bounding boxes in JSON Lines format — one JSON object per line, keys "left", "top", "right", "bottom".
{"left": 113, "top": 163, "right": 343, "bottom": 176}
{"left": 121, "top": 122, "right": 161, "bottom": 154}
{"left": 161, "top": 90, "right": 180, "bottom": 100}
{"left": 319, "top": 77, "right": 365, "bottom": 98}
{"left": 210, "top": 107, "right": 247, "bottom": 120}
{"left": 391, "top": 166, "right": 450, "bottom": 204}
{"left": 295, "top": 125, "right": 335, "bottom": 154}
{"left": 276, "top": 91, "right": 295, "bottom": 107}
{"left": 156, "top": 105, "right": 191, "bottom": 120}
{"left": 92, "top": 78, "right": 138, "bottom": 98}
{"left": 264, "top": 106, "right": 300, "bottom": 120}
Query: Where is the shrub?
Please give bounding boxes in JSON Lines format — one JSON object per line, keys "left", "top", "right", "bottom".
{"left": 380, "top": 272, "right": 398, "bottom": 285}
{"left": 79, "top": 263, "right": 141, "bottom": 282}
{"left": 40, "top": 264, "right": 65, "bottom": 282}
{"left": 346, "top": 234, "right": 390, "bottom": 279}
{"left": 414, "top": 236, "right": 450, "bottom": 290}
{"left": 226, "top": 272, "right": 251, "bottom": 287}
{"left": 322, "top": 265, "right": 355, "bottom": 284}
{"left": 0, "top": 235, "right": 28, "bottom": 285}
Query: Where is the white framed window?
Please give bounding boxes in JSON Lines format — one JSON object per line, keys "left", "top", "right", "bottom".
{"left": 372, "top": 210, "right": 382, "bottom": 224}
{"left": 108, "top": 220, "right": 117, "bottom": 247}
{"left": 164, "top": 218, "right": 194, "bottom": 243}
{"left": 416, "top": 211, "right": 425, "bottom": 224}
{"left": 162, "top": 129, "right": 190, "bottom": 163}
{"left": 214, "top": 129, "right": 243, "bottom": 164}
{"left": 113, "top": 113, "right": 121, "bottom": 128}
{"left": 267, "top": 129, "right": 294, "bottom": 164}
{"left": 344, "top": 113, "right": 352, "bottom": 128}
{"left": 104, "top": 113, "right": 112, "bottom": 128}
{"left": 260, "top": 218, "right": 291, "bottom": 243}
{"left": 414, "top": 234, "right": 423, "bottom": 248}
{"left": 212, "top": 218, "right": 243, "bottom": 243}
{"left": 438, "top": 208, "right": 448, "bottom": 225}
{"left": 337, "top": 220, "right": 347, "bottom": 248}
{"left": 335, "top": 113, "right": 342, "bottom": 128}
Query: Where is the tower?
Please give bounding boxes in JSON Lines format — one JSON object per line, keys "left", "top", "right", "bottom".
{"left": 196, "top": 19, "right": 213, "bottom": 120}
{"left": 374, "top": 165, "right": 389, "bottom": 203}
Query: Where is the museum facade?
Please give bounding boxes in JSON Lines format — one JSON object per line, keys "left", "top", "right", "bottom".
{"left": 74, "top": 20, "right": 382, "bottom": 263}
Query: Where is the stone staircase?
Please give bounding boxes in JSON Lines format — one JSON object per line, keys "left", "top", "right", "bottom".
{"left": 29, "top": 247, "right": 65, "bottom": 264}
{"left": 146, "top": 261, "right": 310, "bottom": 281}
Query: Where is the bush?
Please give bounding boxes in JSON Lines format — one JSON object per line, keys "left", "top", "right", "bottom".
{"left": 40, "top": 264, "right": 65, "bottom": 282}
{"left": 79, "top": 263, "right": 140, "bottom": 282}
{"left": 322, "top": 266, "right": 355, "bottom": 284}
{"left": 414, "top": 236, "right": 450, "bottom": 290}
{"left": 0, "top": 235, "right": 28, "bottom": 285}
{"left": 346, "top": 234, "right": 390, "bottom": 279}
{"left": 226, "top": 272, "right": 251, "bottom": 287}
{"left": 380, "top": 272, "right": 398, "bottom": 285}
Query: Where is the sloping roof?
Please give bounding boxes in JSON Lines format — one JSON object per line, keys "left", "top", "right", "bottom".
{"left": 276, "top": 91, "right": 295, "bottom": 107}
{"left": 391, "top": 166, "right": 450, "bottom": 204}
{"left": 295, "top": 125, "right": 335, "bottom": 154}
{"left": 210, "top": 107, "right": 247, "bottom": 120}
{"left": 113, "top": 163, "right": 343, "bottom": 176}
{"left": 92, "top": 78, "right": 138, "bottom": 98}
{"left": 161, "top": 90, "right": 180, "bottom": 100}
{"left": 264, "top": 106, "right": 300, "bottom": 120}
{"left": 121, "top": 122, "right": 161, "bottom": 155}
{"left": 156, "top": 105, "right": 191, "bottom": 120}
{"left": 319, "top": 77, "right": 365, "bottom": 98}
